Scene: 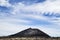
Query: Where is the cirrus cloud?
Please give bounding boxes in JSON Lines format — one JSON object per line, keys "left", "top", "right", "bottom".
{"left": 0, "top": 0, "right": 60, "bottom": 37}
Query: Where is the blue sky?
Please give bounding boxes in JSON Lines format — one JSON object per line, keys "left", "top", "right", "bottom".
{"left": 0, "top": 0, "right": 60, "bottom": 37}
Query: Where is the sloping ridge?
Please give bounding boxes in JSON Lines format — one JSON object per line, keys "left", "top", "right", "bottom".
{"left": 9, "top": 28, "right": 50, "bottom": 37}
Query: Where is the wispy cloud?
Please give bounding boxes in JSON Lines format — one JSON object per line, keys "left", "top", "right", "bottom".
{"left": 0, "top": 0, "right": 60, "bottom": 37}
{"left": 0, "top": 0, "right": 11, "bottom": 7}
{"left": 9, "top": 0, "right": 46, "bottom": 5}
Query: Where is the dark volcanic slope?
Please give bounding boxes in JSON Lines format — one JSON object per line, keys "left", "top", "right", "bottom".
{"left": 9, "top": 28, "right": 50, "bottom": 37}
